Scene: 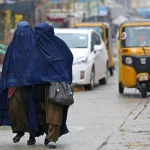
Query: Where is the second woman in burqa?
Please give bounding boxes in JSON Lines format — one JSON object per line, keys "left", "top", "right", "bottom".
{"left": 26, "top": 23, "right": 74, "bottom": 148}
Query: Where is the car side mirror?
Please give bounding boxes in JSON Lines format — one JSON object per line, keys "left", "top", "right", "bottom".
{"left": 94, "top": 45, "right": 103, "bottom": 52}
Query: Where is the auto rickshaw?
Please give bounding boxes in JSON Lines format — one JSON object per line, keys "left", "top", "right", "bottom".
{"left": 75, "top": 22, "right": 115, "bottom": 76}
{"left": 118, "top": 19, "right": 150, "bottom": 98}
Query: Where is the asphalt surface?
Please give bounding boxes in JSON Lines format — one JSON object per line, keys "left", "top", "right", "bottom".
{"left": 1, "top": 62, "right": 150, "bottom": 150}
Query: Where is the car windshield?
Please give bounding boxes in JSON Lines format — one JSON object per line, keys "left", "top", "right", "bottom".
{"left": 76, "top": 26, "right": 104, "bottom": 40}
{"left": 55, "top": 33, "right": 88, "bottom": 48}
{"left": 121, "top": 26, "right": 150, "bottom": 47}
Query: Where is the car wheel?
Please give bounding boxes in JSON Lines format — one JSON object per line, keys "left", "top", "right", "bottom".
{"left": 113, "top": 65, "right": 115, "bottom": 70}
{"left": 84, "top": 67, "right": 95, "bottom": 91}
{"left": 99, "top": 64, "right": 108, "bottom": 85}
{"left": 109, "top": 67, "right": 114, "bottom": 76}
{"left": 119, "top": 83, "right": 124, "bottom": 94}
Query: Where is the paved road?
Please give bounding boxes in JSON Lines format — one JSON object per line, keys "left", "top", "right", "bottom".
{"left": 1, "top": 65, "right": 150, "bottom": 150}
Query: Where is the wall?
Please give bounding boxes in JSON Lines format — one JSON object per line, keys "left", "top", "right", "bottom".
{"left": 132, "top": 0, "right": 150, "bottom": 8}
{"left": 115, "top": 0, "right": 131, "bottom": 9}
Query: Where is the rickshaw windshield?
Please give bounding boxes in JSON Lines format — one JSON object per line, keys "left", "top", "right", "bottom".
{"left": 121, "top": 26, "right": 150, "bottom": 47}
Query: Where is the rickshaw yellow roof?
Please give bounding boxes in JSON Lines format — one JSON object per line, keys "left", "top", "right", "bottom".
{"left": 75, "top": 22, "right": 109, "bottom": 28}
{"left": 120, "top": 19, "right": 150, "bottom": 27}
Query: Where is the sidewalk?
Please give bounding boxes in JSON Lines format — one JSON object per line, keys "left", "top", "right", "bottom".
{"left": 101, "top": 99, "right": 150, "bottom": 150}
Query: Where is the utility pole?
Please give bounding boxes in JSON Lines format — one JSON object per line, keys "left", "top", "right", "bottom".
{"left": 31, "top": 0, "right": 35, "bottom": 26}
{"left": 87, "top": 0, "right": 90, "bottom": 17}
{"left": 72, "top": 0, "right": 75, "bottom": 27}
{"left": 143, "top": 0, "right": 146, "bottom": 18}
{"left": 61, "top": 0, "right": 63, "bottom": 13}
{"left": 67, "top": 0, "right": 69, "bottom": 14}
{"left": 101, "top": 0, "right": 104, "bottom": 4}
{"left": 97, "top": 0, "right": 99, "bottom": 21}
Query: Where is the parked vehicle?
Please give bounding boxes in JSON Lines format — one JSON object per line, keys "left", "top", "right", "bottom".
{"left": 55, "top": 28, "right": 109, "bottom": 90}
{"left": 118, "top": 19, "right": 150, "bottom": 98}
{"left": 75, "top": 22, "right": 115, "bottom": 76}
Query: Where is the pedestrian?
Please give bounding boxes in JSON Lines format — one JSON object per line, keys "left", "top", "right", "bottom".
{"left": 26, "top": 22, "right": 74, "bottom": 148}
{"left": 0, "top": 21, "right": 43, "bottom": 145}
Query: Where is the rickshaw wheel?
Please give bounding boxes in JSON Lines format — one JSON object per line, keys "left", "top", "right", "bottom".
{"left": 119, "top": 83, "right": 124, "bottom": 94}
{"left": 141, "top": 83, "right": 147, "bottom": 98}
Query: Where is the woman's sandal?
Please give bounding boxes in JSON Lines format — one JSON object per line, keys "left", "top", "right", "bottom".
{"left": 27, "top": 135, "right": 36, "bottom": 145}
{"left": 13, "top": 132, "right": 25, "bottom": 143}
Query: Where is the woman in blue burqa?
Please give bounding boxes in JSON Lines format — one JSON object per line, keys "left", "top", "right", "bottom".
{"left": 25, "top": 22, "right": 73, "bottom": 148}
{"left": 0, "top": 21, "right": 44, "bottom": 145}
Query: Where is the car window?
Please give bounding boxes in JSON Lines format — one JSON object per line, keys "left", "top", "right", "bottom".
{"left": 91, "top": 33, "right": 97, "bottom": 51}
{"left": 55, "top": 33, "right": 88, "bottom": 48}
{"left": 91, "top": 33, "right": 101, "bottom": 51}
{"left": 76, "top": 26, "right": 104, "bottom": 40}
{"left": 94, "top": 33, "right": 101, "bottom": 45}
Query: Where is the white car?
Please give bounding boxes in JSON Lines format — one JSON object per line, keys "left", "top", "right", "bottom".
{"left": 55, "top": 28, "right": 109, "bottom": 90}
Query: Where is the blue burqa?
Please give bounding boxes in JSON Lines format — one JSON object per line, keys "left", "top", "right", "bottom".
{"left": 0, "top": 21, "right": 43, "bottom": 137}
{"left": 26, "top": 23, "right": 73, "bottom": 85}
{"left": 0, "top": 21, "right": 35, "bottom": 89}
{"left": 26, "top": 23, "right": 73, "bottom": 136}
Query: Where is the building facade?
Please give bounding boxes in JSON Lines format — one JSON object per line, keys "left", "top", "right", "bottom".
{"left": 115, "top": 0, "right": 131, "bottom": 9}
{"left": 115, "top": 0, "right": 150, "bottom": 9}
{"left": 131, "top": 0, "right": 150, "bottom": 8}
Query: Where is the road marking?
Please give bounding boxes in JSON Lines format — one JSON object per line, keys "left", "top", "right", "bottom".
{"left": 126, "top": 142, "right": 150, "bottom": 148}
{"left": 69, "top": 126, "right": 84, "bottom": 131}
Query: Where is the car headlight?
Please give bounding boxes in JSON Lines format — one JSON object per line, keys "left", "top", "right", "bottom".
{"left": 125, "top": 57, "right": 132, "bottom": 65}
{"left": 73, "top": 57, "right": 88, "bottom": 65}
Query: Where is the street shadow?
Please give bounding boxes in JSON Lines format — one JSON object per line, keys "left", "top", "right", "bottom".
{"left": 0, "top": 145, "right": 50, "bottom": 150}
{"left": 120, "top": 90, "right": 149, "bottom": 99}
{"left": 0, "top": 143, "right": 69, "bottom": 150}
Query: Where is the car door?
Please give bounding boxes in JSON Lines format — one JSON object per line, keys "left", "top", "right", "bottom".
{"left": 99, "top": 37, "right": 108, "bottom": 77}
{"left": 91, "top": 32, "right": 104, "bottom": 79}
